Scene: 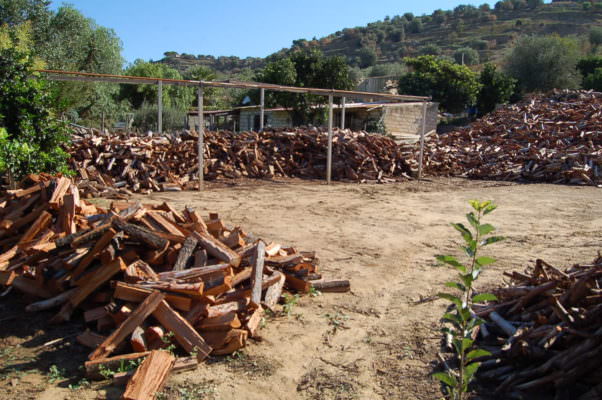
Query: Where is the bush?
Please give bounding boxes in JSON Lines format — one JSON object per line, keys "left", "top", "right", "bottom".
{"left": 399, "top": 55, "right": 481, "bottom": 113}
{"left": 133, "top": 103, "right": 187, "bottom": 132}
{"left": 0, "top": 47, "right": 70, "bottom": 182}
{"left": 420, "top": 44, "right": 443, "bottom": 56}
{"left": 477, "top": 64, "right": 517, "bottom": 115}
{"left": 505, "top": 36, "right": 581, "bottom": 93}
{"left": 454, "top": 47, "right": 480, "bottom": 66}
{"left": 583, "top": 68, "right": 602, "bottom": 91}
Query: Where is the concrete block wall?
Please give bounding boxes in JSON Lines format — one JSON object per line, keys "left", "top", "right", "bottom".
{"left": 383, "top": 102, "right": 438, "bottom": 141}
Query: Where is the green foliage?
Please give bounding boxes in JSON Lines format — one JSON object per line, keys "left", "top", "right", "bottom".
{"left": 47, "top": 364, "right": 66, "bottom": 383}
{"left": 505, "top": 35, "right": 581, "bottom": 93}
{"left": 434, "top": 201, "right": 503, "bottom": 400}
{"left": 132, "top": 103, "right": 187, "bottom": 132}
{"left": 408, "top": 19, "right": 424, "bottom": 34}
{"left": 368, "top": 63, "right": 406, "bottom": 77}
{"left": 476, "top": 64, "right": 516, "bottom": 115}
{"left": 120, "top": 60, "right": 192, "bottom": 110}
{"left": 399, "top": 56, "right": 481, "bottom": 113}
{"left": 453, "top": 47, "right": 480, "bottom": 66}
{"left": 357, "top": 47, "right": 377, "bottom": 68}
{"left": 256, "top": 49, "right": 354, "bottom": 125}
{"left": 589, "top": 26, "right": 602, "bottom": 52}
{"left": 282, "top": 293, "right": 301, "bottom": 316}
{"left": 420, "top": 44, "right": 443, "bottom": 56}
{"left": 583, "top": 68, "right": 602, "bottom": 91}
{"left": 0, "top": 47, "right": 70, "bottom": 181}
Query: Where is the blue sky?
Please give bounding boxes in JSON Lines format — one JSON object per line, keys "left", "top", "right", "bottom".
{"left": 51, "top": 1, "right": 520, "bottom": 64}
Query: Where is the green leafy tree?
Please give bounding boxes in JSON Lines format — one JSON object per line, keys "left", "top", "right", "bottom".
{"left": 357, "top": 47, "right": 377, "bottom": 68}
{"left": 0, "top": 47, "right": 70, "bottom": 182}
{"left": 420, "top": 44, "right": 442, "bottom": 56}
{"left": 256, "top": 49, "right": 354, "bottom": 125}
{"left": 589, "top": 27, "right": 602, "bottom": 54}
{"left": 505, "top": 35, "right": 580, "bottom": 93}
{"left": 454, "top": 47, "right": 480, "bottom": 66}
{"left": 120, "top": 60, "right": 193, "bottom": 110}
{"left": 476, "top": 64, "right": 516, "bottom": 115}
{"left": 399, "top": 55, "right": 481, "bottom": 113}
{"left": 583, "top": 68, "right": 602, "bottom": 91}
{"left": 577, "top": 56, "right": 602, "bottom": 77}
{"left": 0, "top": 0, "right": 50, "bottom": 43}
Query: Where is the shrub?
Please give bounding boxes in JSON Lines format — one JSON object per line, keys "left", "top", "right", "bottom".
{"left": 477, "top": 64, "right": 517, "bottom": 115}
{"left": 454, "top": 47, "right": 480, "bottom": 66}
{"left": 0, "top": 47, "right": 70, "bottom": 182}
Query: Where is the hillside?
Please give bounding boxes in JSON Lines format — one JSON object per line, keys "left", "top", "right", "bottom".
{"left": 158, "top": 1, "right": 602, "bottom": 76}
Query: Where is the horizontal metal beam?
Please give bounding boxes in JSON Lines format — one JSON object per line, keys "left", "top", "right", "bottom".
{"left": 35, "top": 69, "right": 430, "bottom": 102}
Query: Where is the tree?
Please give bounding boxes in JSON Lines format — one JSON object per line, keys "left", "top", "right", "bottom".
{"left": 399, "top": 56, "right": 481, "bottom": 113}
{"left": 408, "top": 19, "right": 423, "bottom": 34}
{"left": 454, "top": 47, "right": 480, "bottom": 65}
{"left": 357, "top": 47, "right": 377, "bottom": 68}
{"left": 0, "top": 47, "right": 70, "bottom": 181}
{"left": 477, "top": 64, "right": 517, "bottom": 115}
{"left": 0, "top": 0, "right": 50, "bottom": 42}
{"left": 577, "top": 56, "right": 602, "bottom": 77}
{"left": 120, "top": 60, "right": 193, "bottom": 110}
{"left": 420, "top": 44, "right": 442, "bottom": 56}
{"left": 256, "top": 49, "right": 354, "bottom": 125}
{"left": 583, "top": 68, "right": 602, "bottom": 91}
{"left": 589, "top": 27, "right": 602, "bottom": 53}
{"left": 505, "top": 36, "right": 580, "bottom": 93}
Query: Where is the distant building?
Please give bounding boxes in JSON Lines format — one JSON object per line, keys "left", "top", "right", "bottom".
{"left": 187, "top": 101, "right": 438, "bottom": 143}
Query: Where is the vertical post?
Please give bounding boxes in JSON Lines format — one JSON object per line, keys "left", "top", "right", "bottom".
{"left": 197, "top": 84, "right": 204, "bottom": 191}
{"left": 101, "top": 112, "right": 105, "bottom": 133}
{"left": 417, "top": 101, "right": 428, "bottom": 181}
{"left": 157, "top": 80, "right": 163, "bottom": 133}
{"left": 259, "top": 88, "right": 265, "bottom": 132}
{"left": 326, "top": 94, "right": 334, "bottom": 184}
{"left": 340, "top": 97, "right": 346, "bottom": 130}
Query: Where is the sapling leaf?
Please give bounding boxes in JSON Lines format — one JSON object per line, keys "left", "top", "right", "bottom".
{"left": 452, "top": 223, "right": 473, "bottom": 242}
{"left": 469, "top": 200, "right": 481, "bottom": 211}
{"left": 433, "top": 372, "right": 457, "bottom": 387}
{"left": 466, "top": 349, "right": 492, "bottom": 362}
{"left": 445, "top": 281, "right": 465, "bottom": 291}
{"left": 478, "top": 223, "right": 495, "bottom": 236}
{"left": 466, "top": 212, "right": 479, "bottom": 229}
{"left": 436, "top": 255, "right": 467, "bottom": 273}
{"left": 464, "top": 361, "right": 481, "bottom": 382}
{"left": 472, "top": 293, "right": 498, "bottom": 303}
{"left": 479, "top": 200, "right": 491, "bottom": 210}
{"left": 461, "top": 337, "right": 474, "bottom": 352}
{"left": 481, "top": 236, "right": 504, "bottom": 246}
{"left": 460, "top": 273, "right": 473, "bottom": 288}
{"left": 483, "top": 204, "right": 497, "bottom": 215}
{"left": 476, "top": 256, "right": 496, "bottom": 266}
{"left": 438, "top": 293, "right": 463, "bottom": 309}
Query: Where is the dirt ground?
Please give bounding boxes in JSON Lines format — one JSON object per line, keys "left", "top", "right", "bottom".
{"left": 1, "top": 178, "right": 601, "bottom": 400}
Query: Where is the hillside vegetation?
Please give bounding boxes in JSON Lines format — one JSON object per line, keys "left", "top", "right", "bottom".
{"left": 159, "top": 1, "right": 602, "bottom": 76}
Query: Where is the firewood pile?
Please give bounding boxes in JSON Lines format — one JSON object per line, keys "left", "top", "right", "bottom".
{"left": 69, "top": 128, "right": 413, "bottom": 194}
{"left": 403, "top": 90, "right": 602, "bottom": 186}
{"left": 473, "top": 256, "right": 602, "bottom": 399}
{"left": 0, "top": 174, "right": 349, "bottom": 397}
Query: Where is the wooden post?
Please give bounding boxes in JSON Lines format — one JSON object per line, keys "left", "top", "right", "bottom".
{"left": 417, "top": 101, "right": 428, "bottom": 180}
{"left": 341, "top": 97, "right": 346, "bottom": 130}
{"left": 157, "top": 80, "right": 163, "bottom": 134}
{"left": 326, "top": 94, "right": 334, "bottom": 184}
{"left": 259, "top": 88, "right": 265, "bottom": 132}
{"left": 197, "top": 84, "right": 204, "bottom": 191}
{"left": 101, "top": 111, "right": 105, "bottom": 133}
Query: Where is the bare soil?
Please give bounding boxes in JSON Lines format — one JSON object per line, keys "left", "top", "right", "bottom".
{"left": 1, "top": 178, "right": 600, "bottom": 400}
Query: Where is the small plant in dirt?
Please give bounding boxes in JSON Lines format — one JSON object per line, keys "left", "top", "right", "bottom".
{"left": 47, "top": 364, "right": 66, "bottom": 383}
{"left": 282, "top": 293, "right": 301, "bottom": 316}
{"left": 433, "top": 200, "right": 503, "bottom": 400}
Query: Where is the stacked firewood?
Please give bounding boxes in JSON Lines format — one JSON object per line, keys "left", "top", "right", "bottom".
{"left": 473, "top": 256, "right": 602, "bottom": 399}
{"left": 403, "top": 90, "right": 602, "bottom": 186}
{"left": 0, "top": 174, "right": 349, "bottom": 398}
{"left": 69, "top": 128, "right": 413, "bottom": 194}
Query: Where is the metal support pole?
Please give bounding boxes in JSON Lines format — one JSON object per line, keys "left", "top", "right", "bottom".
{"left": 326, "top": 94, "right": 334, "bottom": 184}
{"left": 259, "top": 88, "right": 265, "bottom": 132}
{"left": 417, "top": 101, "right": 428, "bottom": 181}
{"left": 157, "top": 80, "right": 163, "bottom": 133}
{"left": 197, "top": 85, "right": 204, "bottom": 191}
{"left": 340, "top": 97, "right": 346, "bottom": 130}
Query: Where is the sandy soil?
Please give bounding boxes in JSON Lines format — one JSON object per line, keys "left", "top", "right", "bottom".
{"left": 1, "top": 178, "right": 601, "bottom": 400}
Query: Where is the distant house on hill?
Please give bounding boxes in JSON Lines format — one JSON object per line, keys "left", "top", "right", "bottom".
{"left": 187, "top": 101, "right": 438, "bottom": 143}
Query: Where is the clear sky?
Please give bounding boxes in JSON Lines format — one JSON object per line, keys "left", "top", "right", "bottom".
{"left": 51, "top": 0, "right": 499, "bottom": 64}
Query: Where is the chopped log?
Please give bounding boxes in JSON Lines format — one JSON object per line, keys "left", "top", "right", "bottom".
{"left": 131, "top": 326, "right": 147, "bottom": 353}
{"left": 85, "top": 352, "right": 151, "bottom": 380}
{"left": 283, "top": 273, "right": 310, "bottom": 293}
{"left": 311, "top": 280, "right": 350, "bottom": 293}
{"left": 18, "top": 210, "right": 52, "bottom": 245}
{"left": 251, "top": 241, "right": 266, "bottom": 306}
{"left": 25, "top": 288, "right": 77, "bottom": 312}
{"left": 71, "top": 227, "right": 118, "bottom": 282}
{"left": 246, "top": 306, "right": 264, "bottom": 337}
{"left": 173, "top": 235, "right": 198, "bottom": 271}
{"left": 212, "top": 329, "right": 248, "bottom": 355}
{"left": 11, "top": 276, "right": 52, "bottom": 298}
{"left": 263, "top": 271, "right": 285, "bottom": 310}
{"left": 114, "top": 282, "right": 192, "bottom": 312}
{"left": 112, "top": 355, "right": 197, "bottom": 386}
{"left": 152, "top": 300, "right": 212, "bottom": 359}
{"left": 122, "top": 350, "right": 174, "bottom": 400}
{"left": 193, "top": 231, "right": 241, "bottom": 267}
{"left": 77, "top": 330, "right": 107, "bottom": 349}
{"left": 197, "top": 311, "right": 241, "bottom": 331}
{"left": 89, "top": 291, "right": 165, "bottom": 361}
{"left": 113, "top": 218, "right": 168, "bottom": 250}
